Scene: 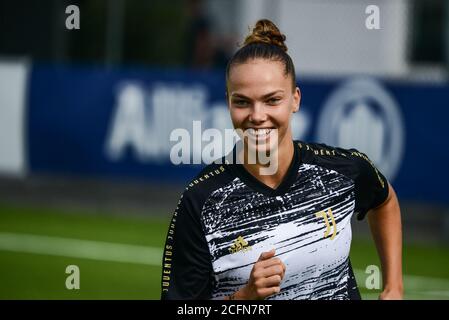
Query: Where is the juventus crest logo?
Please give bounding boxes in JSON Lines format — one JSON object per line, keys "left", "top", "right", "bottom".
{"left": 315, "top": 208, "right": 337, "bottom": 240}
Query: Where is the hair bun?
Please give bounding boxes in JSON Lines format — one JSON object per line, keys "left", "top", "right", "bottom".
{"left": 244, "top": 19, "right": 288, "bottom": 52}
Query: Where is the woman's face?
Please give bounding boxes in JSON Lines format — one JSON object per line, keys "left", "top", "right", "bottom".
{"left": 227, "top": 58, "right": 301, "bottom": 156}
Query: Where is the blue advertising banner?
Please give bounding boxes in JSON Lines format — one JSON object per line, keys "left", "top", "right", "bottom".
{"left": 27, "top": 65, "right": 449, "bottom": 204}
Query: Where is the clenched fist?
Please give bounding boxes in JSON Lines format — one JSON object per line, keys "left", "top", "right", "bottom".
{"left": 228, "top": 249, "right": 286, "bottom": 300}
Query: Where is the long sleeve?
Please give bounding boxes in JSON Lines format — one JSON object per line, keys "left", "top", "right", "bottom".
{"left": 160, "top": 192, "right": 214, "bottom": 300}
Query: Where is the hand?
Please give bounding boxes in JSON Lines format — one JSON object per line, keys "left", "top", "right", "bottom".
{"left": 234, "top": 249, "right": 286, "bottom": 300}
{"left": 379, "top": 287, "right": 403, "bottom": 300}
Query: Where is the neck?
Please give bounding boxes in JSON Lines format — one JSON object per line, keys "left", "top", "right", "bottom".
{"left": 240, "top": 136, "right": 295, "bottom": 189}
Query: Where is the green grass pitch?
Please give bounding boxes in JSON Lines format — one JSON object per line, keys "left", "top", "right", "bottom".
{"left": 0, "top": 203, "right": 448, "bottom": 300}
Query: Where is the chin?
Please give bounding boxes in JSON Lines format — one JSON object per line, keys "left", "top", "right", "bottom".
{"left": 243, "top": 135, "right": 279, "bottom": 162}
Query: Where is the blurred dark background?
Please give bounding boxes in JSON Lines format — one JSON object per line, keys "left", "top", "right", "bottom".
{"left": 0, "top": 0, "right": 233, "bottom": 68}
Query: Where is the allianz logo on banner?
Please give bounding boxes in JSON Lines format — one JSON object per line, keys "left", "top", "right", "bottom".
{"left": 317, "top": 78, "right": 405, "bottom": 181}
{"left": 105, "top": 82, "right": 230, "bottom": 163}
{"left": 104, "top": 78, "right": 404, "bottom": 181}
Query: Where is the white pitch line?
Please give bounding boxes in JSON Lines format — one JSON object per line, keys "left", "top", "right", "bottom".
{"left": 354, "top": 269, "right": 449, "bottom": 299}
{"left": 354, "top": 269, "right": 449, "bottom": 290}
{"left": 417, "top": 290, "right": 449, "bottom": 298}
{"left": 0, "top": 232, "right": 163, "bottom": 266}
{"left": 1, "top": 231, "right": 449, "bottom": 298}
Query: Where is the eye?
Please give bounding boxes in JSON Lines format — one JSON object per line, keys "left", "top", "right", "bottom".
{"left": 267, "top": 97, "right": 282, "bottom": 105}
{"left": 233, "top": 99, "right": 249, "bottom": 107}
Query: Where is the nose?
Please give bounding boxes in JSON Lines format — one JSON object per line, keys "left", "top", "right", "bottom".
{"left": 248, "top": 103, "right": 267, "bottom": 124}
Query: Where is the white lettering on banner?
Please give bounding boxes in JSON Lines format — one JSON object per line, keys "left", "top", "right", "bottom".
{"left": 150, "top": 84, "right": 206, "bottom": 158}
{"left": 106, "top": 84, "right": 147, "bottom": 161}
{"left": 106, "top": 83, "right": 209, "bottom": 162}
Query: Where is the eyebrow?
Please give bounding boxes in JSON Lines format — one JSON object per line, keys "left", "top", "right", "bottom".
{"left": 231, "top": 90, "right": 285, "bottom": 100}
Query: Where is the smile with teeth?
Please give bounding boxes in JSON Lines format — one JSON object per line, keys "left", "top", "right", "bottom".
{"left": 246, "top": 128, "right": 273, "bottom": 138}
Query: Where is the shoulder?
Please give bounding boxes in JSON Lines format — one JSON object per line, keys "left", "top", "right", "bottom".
{"left": 296, "top": 140, "right": 389, "bottom": 218}
{"left": 297, "top": 140, "right": 358, "bottom": 161}
{"left": 296, "top": 140, "right": 386, "bottom": 188}
{"left": 180, "top": 162, "right": 235, "bottom": 209}
{"left": 297, "top": 140, "right": 372, "bottom": 166}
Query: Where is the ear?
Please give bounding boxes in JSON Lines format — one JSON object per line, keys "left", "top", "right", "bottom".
{"left": 292, "top": 87, "right": 301, "bottom": 113}
{"left": 225, "top": 90, "right": 231, "bottom": 110}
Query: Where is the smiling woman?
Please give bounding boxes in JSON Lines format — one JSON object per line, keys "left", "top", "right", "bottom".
{"left": 160, "top": 19, "right": 403, "bottom": 300}
{"left": 226, "top": 20, "right": 299, "bottom": 172}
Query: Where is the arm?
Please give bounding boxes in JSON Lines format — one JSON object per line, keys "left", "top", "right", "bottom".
{"left": 160, "top": 194, "right": 214, "bottom": 300}
{"left": 367, "top": 183, "right": 403, "bottom": 299}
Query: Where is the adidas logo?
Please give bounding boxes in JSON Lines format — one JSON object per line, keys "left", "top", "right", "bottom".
{"left": 229, "top": 236, "right": 252, "bottom": 254}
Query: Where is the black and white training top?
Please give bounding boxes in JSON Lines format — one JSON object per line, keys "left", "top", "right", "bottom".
{"left": 160, "top": 141, "right": 389, "bottom": 300}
